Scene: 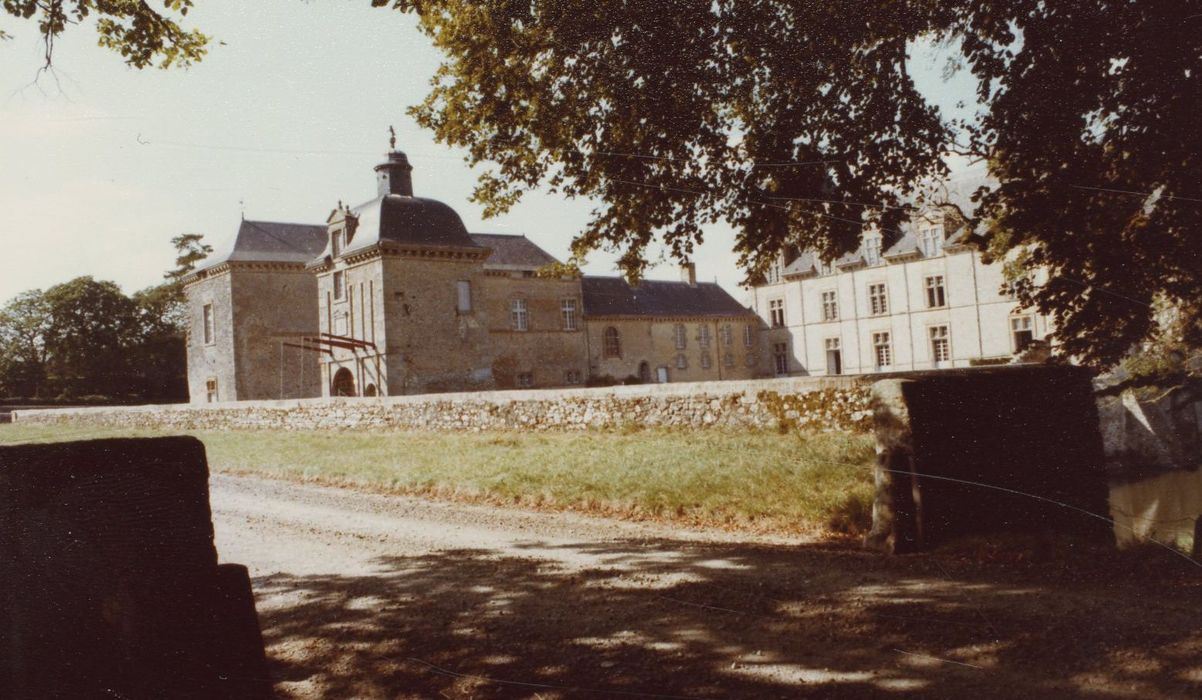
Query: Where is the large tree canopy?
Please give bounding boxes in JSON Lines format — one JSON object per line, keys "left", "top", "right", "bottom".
{"left": 1, "top": 0, "right": 207, "bottom": 69}
{"left": 368, "top": 0, "right": 1200, "bottom": 366}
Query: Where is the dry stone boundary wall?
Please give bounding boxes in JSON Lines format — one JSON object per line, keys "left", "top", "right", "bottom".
{"left": 13, "top": 377, "right": 875, "bottom": 434}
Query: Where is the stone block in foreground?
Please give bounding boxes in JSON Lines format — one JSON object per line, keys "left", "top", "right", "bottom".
{"left": 864, "top": 366, "right": 1109, "bottom": 553}
{"left": 0, "top": 437, "right": 270, "bottom": 699}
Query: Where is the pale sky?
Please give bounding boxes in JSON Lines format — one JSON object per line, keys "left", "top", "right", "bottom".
{"left": 0, "top": 2, "right": 976, "bottom": 305}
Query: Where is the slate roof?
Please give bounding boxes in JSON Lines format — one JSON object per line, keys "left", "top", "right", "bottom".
{"left": 336, "top": 195, "right": 483, "bottom": 256}
{"left": 470, "top": 233, "right": 560, "bottom": 270}
{"left": 197, "top": 220, "right": 328, "bottom": 271}
{"left": 581, "top": 277, "right": 754, "bottom": 318}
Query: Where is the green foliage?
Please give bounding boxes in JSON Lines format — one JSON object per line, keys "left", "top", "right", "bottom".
{"left": 0, "top": 233, "right": 205, "bottom": 400}
{"left": 533, "top": 260, "right": 582, "bottom": 279}
{"left": 378, "top": 0, "right": 1201, "bottom": 368}
{"left": 2, "top": 0, "right": 209, "bottom": 69}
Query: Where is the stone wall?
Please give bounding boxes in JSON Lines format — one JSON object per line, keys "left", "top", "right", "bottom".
{"left": 13, "top": 376, "right": 874, "bottom": 434}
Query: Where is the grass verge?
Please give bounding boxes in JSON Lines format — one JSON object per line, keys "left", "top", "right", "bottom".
{"left": 0, "top": 424, "right": 877, "bottom": 536}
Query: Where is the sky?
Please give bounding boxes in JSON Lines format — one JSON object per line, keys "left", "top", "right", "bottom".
{"left": 0, "top": 1, "right": 979, "bottom": 305}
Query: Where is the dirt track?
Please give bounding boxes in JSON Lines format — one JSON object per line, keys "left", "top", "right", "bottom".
{"left": 211, "top": 473, "right": 1202, "bottom": 699}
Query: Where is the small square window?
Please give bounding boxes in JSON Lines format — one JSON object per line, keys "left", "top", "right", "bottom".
{"left": 516, "top": 372, "right": 534, "bottom": 388}
{"left": 205, "top": 378, "right": 218, "bottom": 403}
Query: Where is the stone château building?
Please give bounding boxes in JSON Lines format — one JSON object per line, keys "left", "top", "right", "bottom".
{"left": 184, "top": 148, "right": 761, "bottom": 403}
{"left": 748, "top": 206, "right": 1052, "bottom": 376}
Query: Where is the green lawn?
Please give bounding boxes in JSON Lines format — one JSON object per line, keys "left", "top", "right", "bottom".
{"left": 0, "top": 424, "right": 877, "bottom": 536}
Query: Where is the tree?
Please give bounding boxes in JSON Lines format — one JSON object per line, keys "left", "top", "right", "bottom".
{"left": 1, "top": 0, "right": 208, "bottom": 70}
{"left": 373, "top": 0, "right": 1201, "bottom": 366}
{"left": 41, "top": 276, "right": 140, "bottom": 398}
{"left": 0, "top": 290, "right": 51, "bottom": 397}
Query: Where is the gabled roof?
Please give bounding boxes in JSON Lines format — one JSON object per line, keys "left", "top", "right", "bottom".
{"left": 783, "top": 251, "right": 818, "bottom": 277}
{"left": 582, "top": 276, "right": 754, "bottom": 318}
{"left": 470, "top": 233, "right": 560, "bottom": 270}
{"left": 197, "top": 220, "right": 328, "bottom": 271}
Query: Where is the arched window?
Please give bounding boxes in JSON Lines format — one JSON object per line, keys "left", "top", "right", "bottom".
{"left": 331, "top": 367, "right": 356, "bottom": 397}
{"left": 675, "top": 354, "right": 688, "bottom": 370}
{"left": 364, "top": 384, "right": 378, "bottom": 397}
{"left": 723, "top": 352, "right": 735, "bottom": 368}
{"left": 603, "top": 327, "right": 621, "bottom": 358}
{"left": 700, "top": 352, "right": 712, "bottom": 369}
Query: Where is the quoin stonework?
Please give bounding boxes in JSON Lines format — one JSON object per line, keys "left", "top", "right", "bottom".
{"left": 184, "top": 146, "right": 761, "bottom": 403}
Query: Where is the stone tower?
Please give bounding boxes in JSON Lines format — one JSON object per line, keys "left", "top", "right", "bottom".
{"left": 308, "top": 146, "right": 496, "bottom": 396}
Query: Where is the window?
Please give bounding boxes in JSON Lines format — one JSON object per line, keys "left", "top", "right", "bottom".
{"left": 773, "top": 342, "right": 789, "bottom": 375}
{"left": 517, "top": 372, "right": 534, "bottom": 388}
{"left": 456, "top": 280, "right": 472, "bottom": 313}
{"left": 603, "top": 326, "right": 621, "bottom": 357}
{"left": 743, "top": 324, "right": 755, "bottom": 347}
{"left": 698, "top": 324, "right": 712, "bottom": 347}
{"left": 331, "top": 229, "right": 342, "bottom": 257}
{"left": 821, "top": 291, "right": 838, "bottom": 321}
{"left": 863, "top": 235, "right": 882, "bottom": 266}
{"left": 745, "top": 353, "right": 757, "bottom": 368}
{"left": 868, "top": 283, "right": 888, "bottom": 316}
{"left": 925, "top": 275, "right": 946, "bottom": 308}
{"left": 333, "top": 271, "right": 345, "bottom": 301}
{"left": 510, "top": 298, "right": 528, "bottom": 331}
{"left": 202, "top": 304, "right": 214, "bottom": 345}
{"left": 825, "top": 337, "right": 842, "bottom": 375}
{"left": 676, "top": 353, "right": 688, "bottom": 369}
{"left": 674, "top": 323, "right": 688, "bottom": 349}
{"left": 930, "top": 325, "right": 950, "bottom": 364}
{"left": 561, "top": 299, "right": 578, "bottom": 330}
{"left": 919, "top": 225, "right": 944, "bottom": 257}
{"left": 701, "top": 352, "right": 712, "bottom": 369}
{"left": 723, "top": 352, "right": 735, "bottom": 368}
{"left": 1012, "top": 315, "right": 1035, "bottom": 353}
{"left": 766, "top": 258, "right": 784, "bottom": 284}
{"left": 819, "top": 260, "right": 834, "bottom": 276}
{"left": 769, "top": 299, "right": 785, "bottom": 327}
{"left": 335, "top": 311, "right": 349, "bottom": 337}
{"left": 873, "top": 332, "right": 892, "bottom": 370}
{"left": 565, "top": 369, "right": 583, "bottom": 385}
{"left": 720, "top": 324, "right": 733, "bottom": 347}
{"left": 205, "top": 378, "right": 218, "bottom": 403}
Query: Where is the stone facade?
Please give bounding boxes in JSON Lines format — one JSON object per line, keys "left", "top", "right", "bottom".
{"left": 185, "top": 262, "right": 321, "bottom": 404}
{"left": 586, "top": 316, "right": 762, "bottom": 384}
{"left": 14, "top": 376, "right": 873, "bottom": 434}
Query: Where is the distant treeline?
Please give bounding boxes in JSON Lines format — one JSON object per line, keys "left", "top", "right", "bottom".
{"left": 0, "top": 235, "right": 210, "bottom": 404}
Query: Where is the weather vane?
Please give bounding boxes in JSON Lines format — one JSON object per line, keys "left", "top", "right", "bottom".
{"left": 388, "top": 125, "right": 397, "bottom": 151}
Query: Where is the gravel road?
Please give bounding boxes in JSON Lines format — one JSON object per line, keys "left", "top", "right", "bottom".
{"left": 211, "top": 473, "right": 1202, "bottom": 699}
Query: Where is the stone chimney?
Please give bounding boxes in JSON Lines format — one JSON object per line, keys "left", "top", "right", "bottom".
{"left": 681, "top": 262, "right": 697, "bottom": 287}
{"left": 374, "top": 150, "right": 413, "bottom": 197}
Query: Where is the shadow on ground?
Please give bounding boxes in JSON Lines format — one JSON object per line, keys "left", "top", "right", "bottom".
{"left": 255, "top": 537, "right": 1202, "bottom": 699}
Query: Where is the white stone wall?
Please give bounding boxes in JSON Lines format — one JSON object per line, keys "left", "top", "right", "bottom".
{"left": 13, "top": 376, "right": 873, "bottom": 434}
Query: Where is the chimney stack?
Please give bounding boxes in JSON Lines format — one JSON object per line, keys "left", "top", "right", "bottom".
{"left": 681, "top": 262, "right": 697, "bottom": 287}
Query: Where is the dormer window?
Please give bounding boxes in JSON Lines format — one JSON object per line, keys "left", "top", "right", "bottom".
{"left": 863, "top": 235, "right": 882, "bottom": 266}
{"left": 331, "top": 229, "right": 343, "bottom": 257}
{"left": 918, "top": 225, "right": 944, "bottom": 257}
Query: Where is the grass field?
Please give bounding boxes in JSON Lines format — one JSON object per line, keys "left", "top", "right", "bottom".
{"left": 0, "top": 424, "right": 877, "bottom": 536}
